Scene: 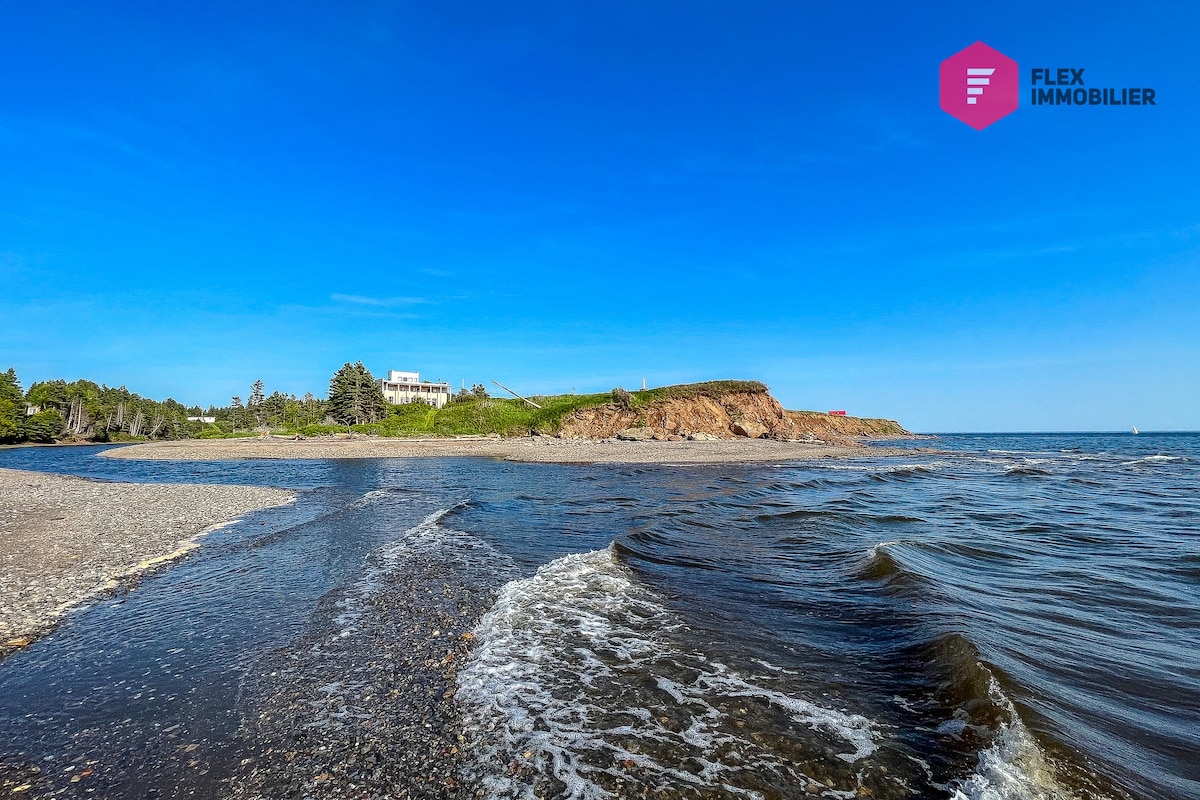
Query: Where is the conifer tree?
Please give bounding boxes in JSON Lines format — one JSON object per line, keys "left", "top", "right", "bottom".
{"left": 0, "top": 367, "right": 24, "bottom": 443}
{"left": 24, "top": 409, "right": 65, "bottom": 442}
{"left": 249, "top": 380, "right": 266, "bottom": 427}
{"left": 230, "top": 396, "right": 244, "bottom": 431}
{"left": 328, "top": 362, "right": 385, "bottom": 425}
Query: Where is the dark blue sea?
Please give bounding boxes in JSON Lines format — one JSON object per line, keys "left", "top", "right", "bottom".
{"left": 0, "top": 433, "right": 1196, "bottom": 800}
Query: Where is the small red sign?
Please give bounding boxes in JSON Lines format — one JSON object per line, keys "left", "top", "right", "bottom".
{"left": 828, "top": 410, "right": 847, "bottom": 416}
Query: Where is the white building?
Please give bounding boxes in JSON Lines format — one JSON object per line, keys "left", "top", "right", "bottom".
{"left": 377, "top": 370, "right": 452, "bottom": 409}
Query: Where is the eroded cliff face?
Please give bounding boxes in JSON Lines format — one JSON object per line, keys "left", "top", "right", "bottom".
{"left": 555, "top": 391, "right": 908, "bottom": 444}
{"left": 783, "top": 411, "right": 911, "bottom": 440}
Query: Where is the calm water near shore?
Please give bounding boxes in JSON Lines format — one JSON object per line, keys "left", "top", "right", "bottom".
{"left": 0, "top": 434, "right": 1196, "bottom": 799}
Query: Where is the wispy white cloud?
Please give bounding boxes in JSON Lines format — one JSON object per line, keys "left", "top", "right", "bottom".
{"left": 330, "top": 293, "right": 432, "bottom": 307}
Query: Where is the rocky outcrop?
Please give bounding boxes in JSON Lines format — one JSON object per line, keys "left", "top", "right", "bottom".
{"left": 556, "top": 389, "right": 909, "bottom": 445}
{"left": 730, "top": 420, "right": 768, "bottom": 440}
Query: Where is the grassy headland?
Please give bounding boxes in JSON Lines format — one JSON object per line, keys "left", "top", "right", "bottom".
{"left": 296, "top": 381, "right": 765, "bottom": 438}
{"left": 287, "top": 381, "right": 907, "bottom": 441}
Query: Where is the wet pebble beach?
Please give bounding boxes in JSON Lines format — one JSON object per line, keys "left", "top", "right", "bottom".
{"left": 227, "top": 514, "right": 515, "bottom": 800}
{"left": 0, "top": 467, "right": 294, "bottom": 658}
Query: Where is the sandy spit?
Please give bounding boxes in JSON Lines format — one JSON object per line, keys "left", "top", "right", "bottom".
{"left": 0, "top": 467, "right": 294, "bottom": 658}
{"left": 101, "top": 435, "right": 920, "bottom": 464}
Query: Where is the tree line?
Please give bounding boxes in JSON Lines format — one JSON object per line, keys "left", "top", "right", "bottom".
{"left": 0, "top": 362, "right": 484, "bottom": 444}
{"left": 0, "top": 368, "right": 200, "bottom": 444}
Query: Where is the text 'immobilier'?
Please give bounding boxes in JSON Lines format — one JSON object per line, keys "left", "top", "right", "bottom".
{"left": 1029, "top": 68, "right": 1156, "bottom": 106}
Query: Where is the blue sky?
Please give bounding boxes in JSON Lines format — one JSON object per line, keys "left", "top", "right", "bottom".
{"left": 2, "top": 2, "right": 1197, "bottom": 431}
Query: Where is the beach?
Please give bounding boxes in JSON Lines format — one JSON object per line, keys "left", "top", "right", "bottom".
{"left": 100, "top": 435, "right": 919, "bottom": 463}
{"left": 0, "top": 467, "right": 294, "bottom": 659}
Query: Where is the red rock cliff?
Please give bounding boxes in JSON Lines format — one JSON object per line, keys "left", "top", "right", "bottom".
{"left": 555, "top": 389, "right": 908, "bottom": 444}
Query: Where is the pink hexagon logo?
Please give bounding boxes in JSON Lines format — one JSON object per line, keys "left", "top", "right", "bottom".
{"left": 940, "top": 42, "right": 1019, "bottom": 130}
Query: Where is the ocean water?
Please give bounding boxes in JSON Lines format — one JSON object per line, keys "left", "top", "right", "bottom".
{"left": 0, "top": 433, "right": 1196, "bottom": 799}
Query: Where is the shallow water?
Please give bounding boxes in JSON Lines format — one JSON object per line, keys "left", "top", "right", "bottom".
{"left": 0, "top": 434, "right": 1196, "bottom": 799}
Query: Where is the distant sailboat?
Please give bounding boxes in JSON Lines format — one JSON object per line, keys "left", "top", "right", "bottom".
{"left": 1132, "top": 426, "right": 1140, "bottom": 435}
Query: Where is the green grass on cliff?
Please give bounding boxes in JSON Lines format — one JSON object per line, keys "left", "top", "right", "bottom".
{"left": 633, "top": 380, "right": 768, "bottom": 403}
{"left": 317, "top": 392, "right": 609, "bottom": 437}
{"left": 391, "top": 392, "right": 613, "bottom": 437}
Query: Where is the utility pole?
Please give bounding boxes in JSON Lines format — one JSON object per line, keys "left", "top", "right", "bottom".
{"left": 491, "top": 380, "right": 542, "bottom": 409}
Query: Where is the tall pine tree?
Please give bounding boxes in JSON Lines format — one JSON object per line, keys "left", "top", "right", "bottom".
{"left": 230, "top": 396, "right": 245, "bottom": 431}
{"left": 249, "top": 379, "right": 266, "bottom": 427}
{"left": 0, "top": 367, "right": 25, "bottom": 443}
{"left": 328, "top": 362, "right": 385, "bottom": 425}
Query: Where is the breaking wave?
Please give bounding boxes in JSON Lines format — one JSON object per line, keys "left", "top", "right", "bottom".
{"left": 949, "top": 678, "right": 1079, "bottom": 800}
{"left": 456, "top": 547, "right": 883, "bottom": 799}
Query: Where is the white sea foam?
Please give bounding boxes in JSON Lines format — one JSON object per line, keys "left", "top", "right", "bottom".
{"left": 949, "top": 678, "right": 1079, "bottom": 800}
{"left": 343, "top": 486, "right": 408, "bottom": 509}
{"left": 816, "top": 461, "right": 949, "bottom": 473}
{"left": 456, "top": 546, "right": 880, "bottom": 799}
{"left": 1121, "top": 454, "right": 1185, "bottom": 466}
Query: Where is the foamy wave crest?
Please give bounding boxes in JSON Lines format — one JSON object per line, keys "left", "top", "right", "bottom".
{"left": 457, "top": 547, "right": 881, "bottom": 799}
{"left": 1121, "top": 454, "right": 1186, "bottom": 466}
{"left": 865, "top": 540, "right": 902, "bottom": 560}
{"left": 343, "top": 486, "right": 415, "bottom": 509}
{"left": 950, "top": 678, "right": 1078, "bottom": 800}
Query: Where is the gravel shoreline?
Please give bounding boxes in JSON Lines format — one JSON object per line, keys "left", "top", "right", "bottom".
{"left": 228, "top": 526, "right": 506, "bottom": 800}
{"left": 0, "top": 467, "right": 294, "bottom": 659}
{"left": 102, "top": 436, "right": 921, "bottom": 464}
